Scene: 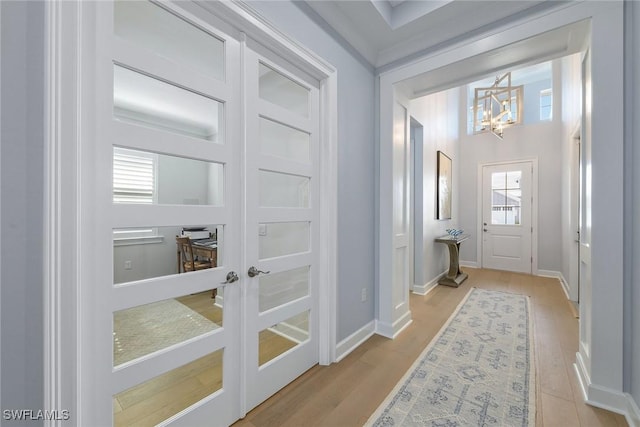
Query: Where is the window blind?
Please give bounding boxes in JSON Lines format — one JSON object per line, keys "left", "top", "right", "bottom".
{"left": 113, "top": 147, "right": 155, "bottom": 204}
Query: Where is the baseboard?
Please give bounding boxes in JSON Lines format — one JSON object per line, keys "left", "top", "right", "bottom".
{"left": 412, "top": 270, "right": 446, "bottom": 295}
{"left": 625, "top": 393, "right": 640, "bottom": 427}
{"left": 335, "top": 320, "right": 375, "bottom": 363}
{"left": 460, "top": 260, "right": 478, "bottom": 268}
{"left": 375, "top": 311, "right": 412, "bottom": 339}
{"left": 574, "top": 353, "right": 637, "bottom": 425}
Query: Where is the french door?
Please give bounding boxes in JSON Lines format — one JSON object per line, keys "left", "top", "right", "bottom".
{"left": 87, "top": 2, "right": 320, "bottom": 425}
{"left": 481, "top": 162, "right": 533, "bottom": 273}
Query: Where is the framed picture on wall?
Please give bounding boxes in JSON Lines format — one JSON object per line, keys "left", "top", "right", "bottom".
{"left": 437, "top": 151, "right": 452, "bottom": 220}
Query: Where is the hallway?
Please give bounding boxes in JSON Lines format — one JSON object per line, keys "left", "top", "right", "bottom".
{"left": 235, "top": 268, "right": 628, "bottom": 426}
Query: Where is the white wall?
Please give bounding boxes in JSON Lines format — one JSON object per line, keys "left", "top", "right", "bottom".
{"left": 246, "top": 1, "right": 376, "bottom": 342}
{"left": 458, "top": 61, "right": 566, "bottom": 273}
{"left": 409, "top": 88, "right": 460, "bottom": 290}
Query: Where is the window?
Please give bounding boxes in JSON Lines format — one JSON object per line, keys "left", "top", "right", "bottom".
{"left": 113, "top": 147, "right": 156, "bottom": 204}
{"left": 113, "top": 147, "right": 160, "bottom": 242}
{"left": 491, "top": 171, "right": 522, "bottom": 225}
{"left": 539, "top": 88, "right": 552, "bottom": 121}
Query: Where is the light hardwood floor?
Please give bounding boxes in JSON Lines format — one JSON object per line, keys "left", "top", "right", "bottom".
{"left": 234, "top": 268, "right": 628, "bottom": 427}
{"left": 113, "top": 292, "right": 296, "bottom": 427}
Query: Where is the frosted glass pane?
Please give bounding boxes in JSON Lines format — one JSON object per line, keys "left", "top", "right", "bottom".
{"left": 259, "top": 267, "right": 309, "bottom": 312}
{"left": 113, "top": 224, "right": 223, "bottom": 285}
{"left": 114, "top": 348, "right": 223, "bottom": 426}
{"left": 259, "top": 63, "right": 309, "bottom": 117}
{"left": 259, "top": 222, "right": 309, "bottom": 259}
{"left": 113, "top": 65, "right": 223, "bottom": 142}
{"left": 491, "top": 172, "right": 506, "bottom": 189}
{"left": 259, "top": 311, "right": 309, "bottom": 366}
{"left": 260, "top": 118, "right": 310, "bottom": 163}
{"left": 114, "top": 0, "right": 224, "bottom": 80}
{"left": 259, "top": 170, "right": 309, "bottom": 208}
{"left": 113, "top": 148, "right": 223, "bottom": 206}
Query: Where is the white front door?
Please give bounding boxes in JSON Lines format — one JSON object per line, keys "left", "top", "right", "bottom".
{"left": 481, "top": 162, "right": 533, "bottom": 273}
{"left": 83, "top": 2, "right": 322, "bottom": 426}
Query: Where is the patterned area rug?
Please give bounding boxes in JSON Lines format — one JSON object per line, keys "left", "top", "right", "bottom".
{"left": 366, "top": 288, "right": 535, "bottom": 427}
{"left": 113, "top": 298, "right": 218, "bottom": 366}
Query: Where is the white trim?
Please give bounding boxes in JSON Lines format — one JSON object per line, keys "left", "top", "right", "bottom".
{"left": 625, "top": 394, "right": 640, "bottom": 427}
{"left": 460, "top": 260, "right": 478, "bottom": 269}
{"left": 375, "top": 311, "right": 412, "bottom": 339}
{"left": 335, "top": 320, "right": 375, "bottom": 363}
{"left": 574, "top": 358, "right": 636, "bottom": 425}
{"left": 411, "top": 269, "right": 446, "bottom": 296}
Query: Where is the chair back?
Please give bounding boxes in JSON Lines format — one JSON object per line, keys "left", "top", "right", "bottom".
{"left": 176, "top": 236, "right": 196, "bottom": 272}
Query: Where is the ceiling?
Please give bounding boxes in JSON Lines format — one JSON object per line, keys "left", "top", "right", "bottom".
{"left": 303, "top": 0, "right": 568, "bottom": 69}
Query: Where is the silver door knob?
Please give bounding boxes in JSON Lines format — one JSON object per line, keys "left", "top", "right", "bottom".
{"left": 220, "top": 271, "right": 239, "bottom": 284}
{"left": 248, "top": 266, "right": 270, "bottom": 277}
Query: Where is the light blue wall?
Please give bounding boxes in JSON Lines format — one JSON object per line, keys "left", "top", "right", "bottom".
{"left": 1, "top": 1, "right": 45, "bottom": 425}
{"left": 246, "top": 1, "right": 376, "bottom": 342}
{"left": 627, "top": 0, "right": 640, "bottom": 407}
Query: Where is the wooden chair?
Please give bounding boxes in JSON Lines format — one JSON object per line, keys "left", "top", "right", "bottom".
{"left": 176, "top": 236, "right": 219, "bottom": 299}
{"left": 176, "top": 236, "right": 214, "bottom": 273}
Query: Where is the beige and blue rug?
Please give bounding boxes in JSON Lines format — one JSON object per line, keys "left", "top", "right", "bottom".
{"left": 366, "top": 288, "right": 535, "bottom": 427}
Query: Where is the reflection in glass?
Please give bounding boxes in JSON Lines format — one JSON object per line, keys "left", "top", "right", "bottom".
{"left": 113, "top": 293, "right": 221, "bottom": 367}
{"left": 113, "top": 224, "right": 222, "bottom": 285}
{"left": 114, "top": 0, "right": 225, "bottom": 80}
{"left": 260, "top": 117, "right": 310, "bottom": 163}
{"left": 259, "top": 63, "right": 309, "bottom": 117}
{"left": 491, "top": 171, "right": 522, "bottom": 225}
{"left": 113, "top": 147, "right": 223, "bottom": 206}
{"left": 259, "top": 267, "right": 309, "bottom": 312}
{"left": 113, "top": 348, "right": 223, "bottom": 426}
{"left": 259, "top": 311, "right": 309, "bottom": 366}
{"left": 259, "top": 170, "right": 309, "bottom": 208}
{"left": 113, "top": 65, "right": 223, "bottom": 142}
{"left": 258, "top": 222, "right": 309, "bottom": 259}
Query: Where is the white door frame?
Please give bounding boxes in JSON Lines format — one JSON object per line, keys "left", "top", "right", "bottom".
{"left": 476, "top": 159, "right": 538, "bottom": 274}
{"left": 44, "top": 1, "right": 337, "bottom": 423}
{"left": 378, "top": 0, "right": 625, "bottom": 415}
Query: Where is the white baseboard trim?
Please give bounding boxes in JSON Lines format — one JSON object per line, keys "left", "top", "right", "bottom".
{"left": 460, "top": 260, "right": 478, "bottom": 268}
{"left": 625, "top": 393, "right": 640, "bottom": 427}
{"left": 375, "top": 311, "right": 412, "bottom": 339}
{"left": 335, "top": 320, "right": 376, "bottom": 363}
{"left": 574, "top": 352, "right": 637, "bottom": 425}
{"left": 412, "top": 270, "right": 446, "bottom": 295}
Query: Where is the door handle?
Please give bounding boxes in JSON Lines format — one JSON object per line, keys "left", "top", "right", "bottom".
{"left": 220, "top": 271, "right": 239, "bottom": 284}
{"left": 248, "top": 266, "right": 270, "bottom": 278}
{"left": 483, "top": 229, "right": 488, "bottom": 232}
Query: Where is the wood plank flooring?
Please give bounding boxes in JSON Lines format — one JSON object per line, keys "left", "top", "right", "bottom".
{"left": 113, "top": 292, "right": 296, "bottom": 426}
{"left": 234, "top": 268, "right": 628, "bottom": 427}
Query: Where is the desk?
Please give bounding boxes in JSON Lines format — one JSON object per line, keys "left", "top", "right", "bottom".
{"left": 190, "top": 241, "right": 218, "bottom": 268}
{"left": 435, "top": 234, "right": 469, "bottom": 287}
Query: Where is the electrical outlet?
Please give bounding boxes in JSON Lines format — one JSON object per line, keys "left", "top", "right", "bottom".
{"left": 124, "top": 260, "right": 132, "bottom": 270}
{"left": 361, "top": 287, "right": 367, "bottom": 302}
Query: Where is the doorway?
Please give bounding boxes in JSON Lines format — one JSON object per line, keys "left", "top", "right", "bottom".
{"left": 76, "top": 2, "right": 325, "bottom": 426}
{"left": 481, "top": 161, "right": 535, "bottom": 273}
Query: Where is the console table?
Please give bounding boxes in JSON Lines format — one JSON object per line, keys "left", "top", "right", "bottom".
{"left": 435, "top": 234, "right": 470, "bottom": 287}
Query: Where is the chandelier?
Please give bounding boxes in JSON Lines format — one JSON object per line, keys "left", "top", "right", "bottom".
{"left": 473, "top": 72, "right": 523, "bottom": 139}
